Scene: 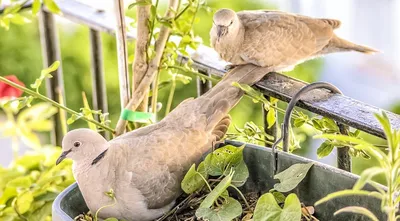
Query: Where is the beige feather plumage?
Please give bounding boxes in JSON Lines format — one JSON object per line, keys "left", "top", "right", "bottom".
{"left": 210, "top": 9, "right": 378, "bottom": 71}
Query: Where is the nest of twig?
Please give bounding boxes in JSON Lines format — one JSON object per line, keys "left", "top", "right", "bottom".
{"left": 75, "top": 191, "right": 318, "bottom": 221}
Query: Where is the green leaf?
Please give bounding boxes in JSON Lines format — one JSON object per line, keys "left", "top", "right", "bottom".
{"left": 353, "top": 167, "right": 385, "bottom": 190}
{"left": 4, "top": 3, "right": 22, "bottom": 14}
{"left": 232, "top": 82, "right": 268, "bottom": 104}
{"left": 17, "top": 96, "right": 34, "bottom": 110}
{"left": 13, "top": 154, "right": 45, "bottom": 170}
{"left": 0, "top": 18, "right": 11, "bottom": 30}
{"left": 271, "top": 191, "right": 286, "bottom": 204}
{"left": 34, "top": 192, "right": 58, "bottom": 202}
{"left": 317, "top": 141, "right": 334, "bottom": 158}
{"left": 196, "top": 197, "right": 242, "bottom": 221}
{"left": 67, "top": 114, "right": 81, "bottom": 125}
{"left": 81, "top": 92, "right": 97, "bottom": 131}
{"left": 27, "top": 202, "right": 52, "bottom": 221}
{"left": 334, "top": 206, "right": 379, "bottom": 221}
{"left": 43, "top": 60, "right": 60, "bottom": 75}
{"left": 181, "top": 163, "right": 208, "bottom": 194}
{"left": 322, "top": 117, "right": 339, "bottom": 132}
{"left": 174, "top": 73, "right": 192, "bottom": 84}
{"left": 199, "top": 171, "right": 233, "bottom": 209}
{"left": 311, "top": 118, "right": 323, "bottom": 131}
{"left": 8, "top": 14, "right": 31, "bottom": 25}
{"left": 315, "top": 190, "right": 382, "bottom": 206}
{"left": 293, "top": 118, "right": 306, "bottom": 128}
{"left": 128, "top": 0, "right": 152, "bottom": 9}
{"left": 43, "top": 0, "right": 61, "bottom": 14}
{"left": 229, "top": 160, "right": 249, "bottom": 187}
{"left": 314, "top": 134, "right": 388, "bottom": 162}
{"left": 0, "top": 187, "right": 17, "bottom": 205}
{"left": 267, "top": 108, "right": 276, "bottom": 128}
{"left": 6, "top": 176, "right": 32, "bottom": 188}
{"left": 31, "top": 61, "right": 60, "bottom": 90}
{"left": 253, "top": 193, "right": 301, "bottom": 221}
{"left": 15, "top": 191, "right": 33, "bottom": 214}
{"left": 273, "top": 163, "right": 313, "bottom": 192}
{"left": 32, "top": 0, "right": 41, "bottom": 15}
{"left": 158, "top": 19, "right": 173, "bottom": 28}
{"left": 150, "top": 5, "right": 157, "bottom": 19}
{"left": 204, "top": 145, "right": 244, "bottom": 176}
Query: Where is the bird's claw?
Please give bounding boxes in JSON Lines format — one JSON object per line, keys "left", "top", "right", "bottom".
{"left": 224, "top": 64, "right": 238, "bottom": 71}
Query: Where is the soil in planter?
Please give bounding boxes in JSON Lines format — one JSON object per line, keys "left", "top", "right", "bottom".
{"left": 74, "top": 192, "right": 319, "bottom": 221}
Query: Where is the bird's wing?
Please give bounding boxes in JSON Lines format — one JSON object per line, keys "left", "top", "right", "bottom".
{"left": 237, "top": 11, "right": 335, "bottom": 67}
{"left": 107, "top": 99, "right": 215, "bottom": 209}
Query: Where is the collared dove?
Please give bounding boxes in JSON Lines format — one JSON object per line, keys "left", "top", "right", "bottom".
{"left": 210, "top": 9, "right": 378, "bottom": 71}
{"left": 56, "top": 65, "right": 271, "bottom": 221}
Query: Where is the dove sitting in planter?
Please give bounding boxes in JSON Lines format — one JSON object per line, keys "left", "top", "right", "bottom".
{"left": 56, "top": 65, "right": 272, "bottom": 221}
{"left": 210, "top": 9, "right": 378, "bottom": 71}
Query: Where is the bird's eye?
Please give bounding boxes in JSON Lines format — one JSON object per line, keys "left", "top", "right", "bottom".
{"left": 229, "top": 20, "right": 233, "bottom": 25}
{"left": 73, "top": 141, "right": 81, "bottom": 147}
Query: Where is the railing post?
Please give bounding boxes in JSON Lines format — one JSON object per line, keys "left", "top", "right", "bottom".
{"left": 263, "top": 96, "right": 278, "bottom": 145}
{"left": 89, "top": 29, "right": 110, "bottom": 139}
{"left": 196, "top": 71, "right": 212, "bottom": 96}
{"left": 337, "top": 123, "right": 352, "bottom": 172}
{"left": 39, "top": 10, "right": 66, "bottom": 146}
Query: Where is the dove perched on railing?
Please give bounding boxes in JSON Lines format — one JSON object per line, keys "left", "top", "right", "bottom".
{"left": 56, "top": 65, "right": 271, "bottom": 221}
{"left": 210, "top": 9, "right": 378, "bottom": 71}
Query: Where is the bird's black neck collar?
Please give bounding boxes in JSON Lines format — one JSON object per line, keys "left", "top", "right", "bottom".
{"left": 91, "top": 149, "right": 108, "bottom": 165}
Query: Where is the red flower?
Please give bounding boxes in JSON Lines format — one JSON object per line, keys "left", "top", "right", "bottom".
{"left": 0, "top": 75, "right": 25, "bottom": 99}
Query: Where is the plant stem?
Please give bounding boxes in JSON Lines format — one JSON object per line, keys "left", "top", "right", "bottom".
{"left": 147, "top": 0, "right": 160, "bottom": 58}
{"left": 188, "top": 0, "right": 200, "bottom": 30}
{"left": 0, "top": 76, "right": 115, "bottom": 134}
{"left": 197, "top": 172, "right": 212, "bottom": 192}
{"left": 165, "top": 76, "right": 176, "bottom": 115}
{"left": 174, "top": 1, "right": 190, "bottom": 20}
{"left": 151, "top": 71, "right": 160, "bottom": 116}
{"left": 167, "top": 65, "right": 219, "bottom": 83}
{"left": 58, "top": 88, "right": 68, "bottom": 136}
{"left": 230, "top": 184, "right": 252, "bottom": 212}
{"left": 94, "top": 197, "right": 117, "bottom": 221}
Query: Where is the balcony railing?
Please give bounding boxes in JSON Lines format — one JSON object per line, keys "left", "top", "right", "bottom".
{"left": 2, "top": 0, "right": 400, "bottom": 174}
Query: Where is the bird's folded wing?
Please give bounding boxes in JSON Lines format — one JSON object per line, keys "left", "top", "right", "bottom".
{"left": 238, "top": 11, "right": 335, "bottom": 67}
{"left": 109, "top": 120, "right": 210, "bottom": 209}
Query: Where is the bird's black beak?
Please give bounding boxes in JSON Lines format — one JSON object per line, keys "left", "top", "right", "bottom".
{"left": 56, "top": 149, "right": 71, "bottom": 165}
{"left": 217, "top": 25, "right": 227, "bottom": 38}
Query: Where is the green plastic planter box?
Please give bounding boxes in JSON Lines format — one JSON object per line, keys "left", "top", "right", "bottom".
{"left": 52, "top": 141, "right": 385, "bottom": 221}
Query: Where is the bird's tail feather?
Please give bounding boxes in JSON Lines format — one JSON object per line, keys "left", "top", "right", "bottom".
{"left": 331, "top": 36, "right": 380, "bottom": 54}
{"left": 205, "top": 65, "right": 271, "bottom": 101}
{"left": 203, "top": 65, "right": 271, "bottom": 131}
{"left": 211, "top": 115, "right": 231, "bottom": 141}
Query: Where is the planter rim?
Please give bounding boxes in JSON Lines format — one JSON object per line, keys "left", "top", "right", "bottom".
{"left": 53, "top": 182, "right": 79, "bottom": 221}
{"left": 226, "top": 140, "right": 386, "bottom": 190}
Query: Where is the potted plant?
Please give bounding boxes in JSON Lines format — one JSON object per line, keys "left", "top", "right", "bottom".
{"left": 51, "top": 83, "right": 389, "bottom": 221}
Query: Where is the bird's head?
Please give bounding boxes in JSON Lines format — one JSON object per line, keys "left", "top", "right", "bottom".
{"left": 212, "top": 8, "right": 239, "bottom": 39}
{"left": 56, "top": 128, "right": 108, "bottom": 165}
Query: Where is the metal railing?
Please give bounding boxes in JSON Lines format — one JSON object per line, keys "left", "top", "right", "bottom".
{"left": 3, "top": 0, "right": 400, "bottom": 173}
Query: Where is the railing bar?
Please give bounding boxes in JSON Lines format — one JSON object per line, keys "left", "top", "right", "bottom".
{"left": 89, "top": 29, "right": 109, "bottom": 139}
{"left": 38, "top": 10, "right": 66, "bottom": 146}
{"left": 196, "top": 71, "right": 212, "bottom": 97}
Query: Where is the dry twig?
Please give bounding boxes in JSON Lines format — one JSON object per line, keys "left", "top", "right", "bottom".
{"left": 114, "top": 0, "right": 179, "bottom": 136}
